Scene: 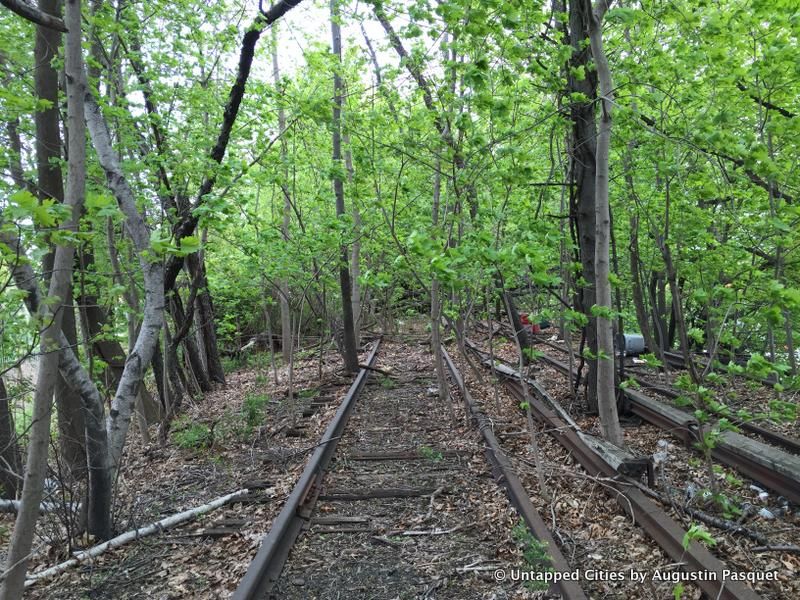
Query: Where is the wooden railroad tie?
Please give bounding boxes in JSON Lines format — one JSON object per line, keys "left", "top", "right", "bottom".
{"left": 318, "top": 486, "right": 445, "bottom": 501}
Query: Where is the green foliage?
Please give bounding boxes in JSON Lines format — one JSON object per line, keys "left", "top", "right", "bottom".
{"left": 418, "top": 445, "right": 443, "bottom": 462}
{"left": 620, "top": 377, "right": 640, "bottom": 390}
{"left": 522, "top": 347, "right": 544, "bottom": 361}
{"left": 673, "top": 582, "right": 685, "bottom": 600}
{"left": 242, "top": 392, "right": 270, "bottom": 428}
{"left": 222, "top": 354, "right": 250, "bottom": 374}
{"left": 172, "top": 419, "right": 213, "bottom": 450}
{"left": 1, "top": 0, "right": 799, "bottom": 526}
{"left": 640, "top": 353, "right": 663, "bottom": 369}
{"left": 512, "top": 520, "right": 552, "bottom": 591}
{"left": 682, "top": 523, "right": 716, "bottom": 550}
{"left": 590, "top": 304, "right": 616, "bottom": 320}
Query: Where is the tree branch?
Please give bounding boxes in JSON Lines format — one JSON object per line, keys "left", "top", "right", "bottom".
{"left": 164, "top": 0, "right": 305, "bottom": 293}
{"left": 736, "top": 82, "right": 796, "bottom": 119}
{"left": 0, "top": 0, "right": 67, "bottom": 32}
{"left": 638, "top": 113, "right": 794, "bottom": 204}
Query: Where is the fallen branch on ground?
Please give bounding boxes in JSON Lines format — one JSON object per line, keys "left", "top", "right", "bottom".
{"left": 0, "top": 499, "right": 81, "bottom": 514}
{"left": 24, "top": 488, "right": 250, "bottom": 587}
{"left": 389, "top": 523, "right": 473, "bottom": 536}
{"left": 751, "top": 545, "right": 800, "bottom": 555}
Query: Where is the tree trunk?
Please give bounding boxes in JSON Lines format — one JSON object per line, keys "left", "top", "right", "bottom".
{"left": 169, "top": 287, "right": 212, "bottom": 392}
{"left": 344, "top": 134, "right": 361, "bottom": 348}
{"left": 330, "top": 0, "right": 359, "bottom": 373}
{"left": 1, "top": 232, "right": 114, "bottom": 542}
{"left": 500, "top": 283, "right": 530, "bottom": 362}
{"left": 650, "top": 272, "right": 669, "bottom": 352}
{"left": 589, "top": 0, "right": 623, "bottom": 446}
{"left": 84, "top": 93, "right": 165, "bottom": 476}
{"left": 785, "top": 310, "right": 797, "bottom": 376}
{"left": 33, "top": 0, "right": 63, "bottom": 210}
{"left": 628, "top": 215, "right": 657, "bottom": 352}
{"left": 193, "top": 301, "right": 209, "bottom": 374}
{"left": 0, "top": 378, "right": 21, "bottom": 500}
{"left": 32, "top": 0, "right": 86, "bottom": 486}
{"left": 2, "top": 2, "right": 87, "bottom": 593}
{"left": 430, "top": 162, "right": 450, "bottom": 409}
{"left": 272, "top": 25, "right": 294, "bottom": 364}
{"left": 79, "top": 246, "right": 160, "bottom": 425}
{"left": 56, "top": 298, "right": 86, "bottom": 480}
{"left": 185, "top": 253, "right": 225, "bottom": 385}
{"left": 566, "top": 0, "right": 599, "bottom": 411}
{"left": 661, "top": 243, "right": 699, "bottom": 383}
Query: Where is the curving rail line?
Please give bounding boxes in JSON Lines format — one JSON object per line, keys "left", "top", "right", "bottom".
{"left": 462, "top": 343, "right": 763, "bottom": 600}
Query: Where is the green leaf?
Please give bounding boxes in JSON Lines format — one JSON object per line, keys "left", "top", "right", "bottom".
{"left": 682, "top": 523, "right": 716, "bottom": 550}
{"left": 673, "top": 582, "right": 685, "bottom": 600}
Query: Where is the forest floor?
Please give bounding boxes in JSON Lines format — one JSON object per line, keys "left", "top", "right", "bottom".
{"left": 461, "top": 330, "right": 799, "bottom": 600}
{"left": 18, "top": 344, "right": 364, "bottom": 599}
{"left": 6, "top": 325, "right": 798, "bottom": 599}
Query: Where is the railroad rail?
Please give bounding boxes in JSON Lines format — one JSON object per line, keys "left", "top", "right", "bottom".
{"left": 462, "top": 344, "right": 763, "bottom": 600}
{"left": 235, "top": 340, "right": 591, "bottom": 599}
{"left": 500, "top": 340, "right": 800, "bottom": 505}
{"left": 441, "top": 346, "right": 587, "bottom": 600}
{"left": 532, "top": 337, "right": 800, "bottom": 456}
{"left": 233, "top": 339, "right": 382, "bottom": 599}
{"left": 661, "top": 350, "right": 779, "bottom": 387}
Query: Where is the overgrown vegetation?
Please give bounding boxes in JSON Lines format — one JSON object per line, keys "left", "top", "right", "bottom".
{"left": 512, "top": 520, "right": 552, "bottom": 591}
{"left": 172, "top": 418, "right": 213, "bottom": 451}
{"left": 242, "top": 393, "right": 270, "bottom": 429}
{"left": 0, "top": 0, "right": 798, "bottom": 593}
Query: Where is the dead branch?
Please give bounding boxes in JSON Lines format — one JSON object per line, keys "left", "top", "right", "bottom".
{"left": 23, "top": 488, "right": 249, "bottom": 587}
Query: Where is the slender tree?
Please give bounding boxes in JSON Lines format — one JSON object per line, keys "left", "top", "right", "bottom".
{"left": 2, "top": 1, "right": 86, "bottom": 594}
{"left": 272, "top": 24, "right": 293, "bottom": 364}
{"left": 0, "top": 378, "right": 21, "bottom": 499}
{"left": 330, "top": 0, "right": 359, "bottom": 372}
{"left": 588, "top": 0, "right": 623, "bottom": 445}
{"left": 563, "top": 0, "right": 600, "bottom": 410}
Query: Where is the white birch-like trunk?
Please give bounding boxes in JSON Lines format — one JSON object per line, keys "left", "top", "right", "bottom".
{"left": 24, "top": 488, "right": 250, "bottom": 587}
{"left": 589, "top": 0, "right": 623, "bottom": 446}
{"left": 1, "top": 2, "right": 86, "bottom": 595}
{"left": 84, "top": 92, "right": 165, "bottom": 473}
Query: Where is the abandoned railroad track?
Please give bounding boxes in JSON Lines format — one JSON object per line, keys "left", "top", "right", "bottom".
{"left": 232, "top": 333, "right": 797, "bottom": 600}
{"left": 461, "top": 343, "right": 774, "bottom": 599}
{"left": 523, "top": 338, "right": 800, "bottom": 503}
{"left": 235, "top": 339, "right": 577, "bottom": 599}
{"left": 461, "top": 336, "right": 797, "bottom": 598}
{"left": 533, "top": 337, "right": 800, "bottom": 452}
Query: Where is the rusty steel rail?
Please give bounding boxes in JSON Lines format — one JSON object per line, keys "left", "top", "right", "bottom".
{"left": 441, "top": 346, "right": 588, "bottom": 600}
{"left": 536, "top": 338, "right": 800, "bottom": 454}
{"left": 465, "top": 349, "right": 762, "bottom": 600}
{"left": 531, "top": 349, "right": 800, "bottom": 503}
{"left": 233, "top": 339, "right": 382, "bottom": 600}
